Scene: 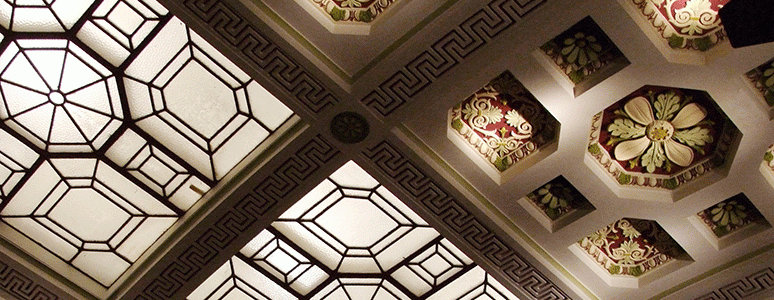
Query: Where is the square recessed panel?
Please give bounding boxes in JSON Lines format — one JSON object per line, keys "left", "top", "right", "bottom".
{"left": 571, "top": 218, "right": 691, "bottom": 288}
{"left": 191, "top": 161, "right": 523, "bottom": 299}
{"left": 448, "top": 71, "right": 559, "bottom": 184}
{"left": 691, "top": 193, "right": 770, "bottom": 250}
{"left": 538, "top": 16, "right": 629, "bottom": 96}
{"left": 744, "top": 57, "right": 774, "bottom": 118}
{"left": 520, "top": 175, "right": 594, "bottom": 232}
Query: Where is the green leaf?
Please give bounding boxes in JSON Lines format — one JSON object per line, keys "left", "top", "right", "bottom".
{"left": 608, "top": 265, "right": 621, "bottom": 275}
{"left": 588, "top": 144, "right": 601, "bottom": 155}
{"left": 494, "top": 157, "right": 509, "bottom": 172}
{"left": 546, "top": 208, "right": 561, "bottom": 220}
{"left": 694, "top": 36, "right": 712, "bottom": 51}
{"left": 358, "top": 10, "right": 373, "bottom": 22}
{"left": 765, "top": 91, "right": 774, "bottom": 106}
{"left": 618, "top": 173, "right": 632, "bottom": 184}
{"left": 629, "top": 266, "right": 643, "bottom": 277}
{"left": 664, "top": 178, "right": 678, "bottom": 190}
{"left": 608, "top": 118, "right": 646, "bottom": 139}
{"left": 641, "top": 144, "right": 665, "bottom": 173}
{"left": 569, "top": 70, "right": 584, "bottom": 84}
{"left": 451, "top": 118, "right": 463, "bottom": 131}
{"left": 668, "top": 34, "right": 684, "bottom": 49}
{"left": 654, "top": 91, "right": 681, "bottom": 120}
{"left": 330, "top": 7, "right": 345, "bottom": 21}
{"left": 673, "top": 127, "right": 713, "bottom": 147}
{"left": 764, "top": 151, "right": 773, "bottom": 163}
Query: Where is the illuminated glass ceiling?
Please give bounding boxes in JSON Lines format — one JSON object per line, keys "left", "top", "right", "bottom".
{"left": 190, "top": 161, "right": 521, "bottom": 299}
{"left": 0, "top": 0, "right": 293, "bottom": 290}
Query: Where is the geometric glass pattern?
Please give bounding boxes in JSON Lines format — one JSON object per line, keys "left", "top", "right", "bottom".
{"left": 191, "top": 161, "right": 522, "bottom": 299}
{"left": 0, "top": 158, "right": 178, "bottom": 286}
{"left": 0, "top": 0, "right": 295, "bottom": 292}
{"left": 587, "top": 85, "right": 738, "bottom": 195}
{"left": 0, "top": 0, "right": 95, "bottom": 32}
{"left": 448, "top": 71, "right": 559, "bottom": 184}
{"left": 627, "top": 0, "right": 729, "bottom": 52}
{"left": 539, "top": 16, "right": 629, "bottom": 96}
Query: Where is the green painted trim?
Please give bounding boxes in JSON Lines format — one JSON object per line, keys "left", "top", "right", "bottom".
{"left": 250, "top": 0, "right": 460, "bottom": 84}
{"left": 395, "top": 125, "right": 598, "bottom": 300}
{"left": 349, "top": 0, "right": 461, "bottom": 80}
{"left": 650, "top": 242, "right": 774, "bottom": 299}
{"left": 250, "top": 0, "right": 352, "bottom": 83}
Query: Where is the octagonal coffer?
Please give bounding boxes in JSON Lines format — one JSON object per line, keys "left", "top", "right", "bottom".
{"left": 191, "top": 161, "right": 523, "bottom": 299}
{"left": 292, "top": 0, "right": 405, "bottom": 35}
{"left": 0, "top": 39, "right": 123, "bottom": 153}
{"left": 586, "top": 85, "right": 739, "bottom": 202}
{"left": 570, "top": 218, "right": 691, "bottom": 288}
{"left": 618, "top": 0, "right": 731, "bottom": 64}
{"left": 448, "top": 71, "right": 560, "bottom": 185}
{"left": 0, "top": 158, "right": 178, "bottom": 286}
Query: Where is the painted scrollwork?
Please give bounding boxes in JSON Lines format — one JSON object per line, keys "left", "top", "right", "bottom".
{"left": 312, "top": 0, "right": 398, "bottom": 23}
{"left": 578, "top": 218, "right": 684, "bottom": 277}
{"left": 450, "top": 72, "right": 556, "bottom": 172}
{"left": 631, "top": 0, "right": 728, "bottom": 51}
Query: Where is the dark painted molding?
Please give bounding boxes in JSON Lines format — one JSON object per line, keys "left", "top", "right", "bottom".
{"left": 696, "top": 267, "right": 774, "bottom": 300}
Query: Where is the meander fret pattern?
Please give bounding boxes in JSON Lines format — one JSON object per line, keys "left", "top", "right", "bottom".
{"left": 0, "top": 0, "right": 293, "bottom": 289}
{"left": 189, "top": 161, "right": 521, "bottom": 299}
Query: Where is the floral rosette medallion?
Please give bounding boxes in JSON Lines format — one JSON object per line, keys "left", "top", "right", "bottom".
{"left": 526, "top": 176, "right": 591, "bottom": 221}
{"left": 313, "top": 0, "right": 398, "bottom": 23}
{"left": 450, "top": 71, "right": 557, "bottom": 175}
{"left": 697, "top": 194, "right": 765, "bottom": 238}
{"left": 588, "top": 85, "right": 737, "bottom": 192}
{"left": 630, "top": 0, "right": 729, "bottom": 51}
{"left": 577, "top": 218, "right": 687, "bottom": 278}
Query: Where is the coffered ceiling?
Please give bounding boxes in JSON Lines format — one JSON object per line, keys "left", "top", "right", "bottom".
{"left": 1, "top": 0, "right": 774, "bottom": 299}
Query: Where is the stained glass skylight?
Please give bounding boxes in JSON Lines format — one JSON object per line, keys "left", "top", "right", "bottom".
{"left": 190, "top": 161, "right": 522, "bottom": 299}
{"left": 0, "top": 0, "right": 294, "bottom": 294}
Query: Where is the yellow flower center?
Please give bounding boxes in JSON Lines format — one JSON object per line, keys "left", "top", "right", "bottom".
{"left": 646, "top": 120, "right": 674, "bottom": 141}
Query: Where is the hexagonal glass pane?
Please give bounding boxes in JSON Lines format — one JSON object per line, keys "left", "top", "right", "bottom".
{"left": 619, "top": 0, "right": 730, "bottom": 64}
{"left": 448, "top": 70, "right": 559, "bottom": 184}
{"left": 0, "top": 158, "right": 178, "bottom": 286}
{"left": 193, "top": 161, "right": 523, "bottom": 299}
{"left": 571, "top": 218, "right": 691, "bottom": 288}
{"left": 587, "top": 85, "right": 739, "bottom": 201}
{"left": 0, "top": 0, "right": 95, "bottom": 32}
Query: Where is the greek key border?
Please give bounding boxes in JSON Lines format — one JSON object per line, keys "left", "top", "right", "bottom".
{"left": 133, "top": 135, "right": 341, "bottom": 299}
{"left": 363, "top": 140, "right": 571, "bottom": 300}
{"left": 696, "top": 267, "right": 774, "bottom": 300}
{"left": 0, "top": 260, "right": 59, "bottom": 300}
{"left": 361, "top": 0, "right": 546, "bottom": 117}
{"left": 168, "top": 0, "right": 340, "bottom": 114}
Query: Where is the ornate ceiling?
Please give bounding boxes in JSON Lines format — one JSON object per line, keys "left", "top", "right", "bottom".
{"left": 1, "top": 0, "right": 774, "bottom": 300}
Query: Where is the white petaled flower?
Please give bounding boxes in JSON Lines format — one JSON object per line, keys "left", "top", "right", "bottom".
{"left": 608, "top": 93, "right": 713, "bottom": 173}
{"left": 340, "top": 0, "right": 364, "bottom": 7}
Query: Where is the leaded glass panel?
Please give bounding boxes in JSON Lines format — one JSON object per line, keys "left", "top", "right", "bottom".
{"left": 0, "top": 0, "right": 296, "bottom": 292}
{"left": 192, "top": 161, "right": 521, "bottom": 299}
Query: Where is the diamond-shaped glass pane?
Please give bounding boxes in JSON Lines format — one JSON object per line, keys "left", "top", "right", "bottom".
{"left": 193, "top": 161, "right": 522, "bottom": 299}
